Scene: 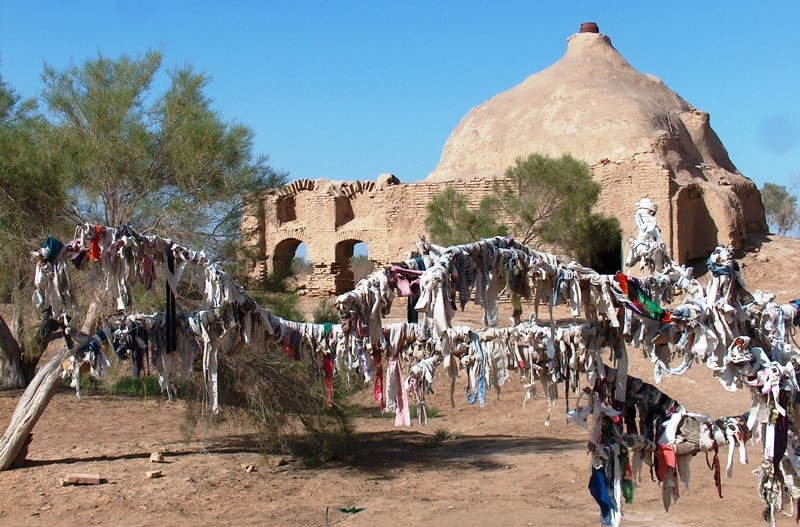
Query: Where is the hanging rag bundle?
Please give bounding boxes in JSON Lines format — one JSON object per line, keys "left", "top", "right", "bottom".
{"left": 615, "top": 272, "right": 672, "bottom": 323}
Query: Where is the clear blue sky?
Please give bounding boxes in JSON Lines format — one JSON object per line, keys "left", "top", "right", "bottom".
{"left": 1, "top": 1, "right": 799, "bottom": 190}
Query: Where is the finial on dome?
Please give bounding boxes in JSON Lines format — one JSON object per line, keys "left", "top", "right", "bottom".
{"left": 579, "top": 22, "right": 599, "bottom": 33}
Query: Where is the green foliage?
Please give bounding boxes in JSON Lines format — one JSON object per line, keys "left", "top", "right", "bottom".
{"left": 242, "top": 267, "right": 305, "bottom": 322}
{"left": 762, "top": 182, "right": 798, "bottom": 236}
{"left": 425, "top": 187, "right": 508, "bottom": 246}
{"left": 412, "top": 404, "right": 439, "bottom": 419}
{"left": 0, "top": 78, "right": 68, "bottom": 232}
{"left": 423, "top": 153, "right": 621, "bottom": 270}
{"left": 495, "top": 153, "right": 600, "bottom": 245}
{"left": 241, "top": 268, "right": 305, "bottom": 322}
{"left": 0, "top": 54, "right": 287, "bottom": 381}
{"left": 259, "top": 271, "right": 292, "bottom": 293}
{"left": 261, "top": 292, "right": 305, "bottom": 322}
{"left": 291, "top": 257, "right": 313, "bottom": 276}
{"left": 106, "top": 375, "right": 186, "bottom": 398}
{"left": 129, "top": 283, "right": 164, "bottom": 314}
{"left": 183, "top": 344, "right": 356, "bottom": 464}
{"left": 351, "top": 254, "right": 375, "bottom": 282}
{"left": 498, "top": 154, "right": 620, "bottom": 269}
{"left": 59, "top": 368, "right": 187, "bottom": 399}
{"left": 40, "top": 49, "right": 286, "bottom": 255}
{"left": 0, "top": 75, "right": 71, "bottom": 302}
{"left": 216, "top": 238, "right": 261, "bottom": 288}
{"left": 18, "top": 326, "right": 45, "bottom": 364}
{"left": 422, "top": 428, "right": 452, "bottom": 448}
{"left": 369, "top": 409, "right": 395, "bottom": 418}
{"left": 562, "top": 213, "right": 623, "bottom": 273}
{"left": 313, "top": 297, "right": 340, "bottom": 324}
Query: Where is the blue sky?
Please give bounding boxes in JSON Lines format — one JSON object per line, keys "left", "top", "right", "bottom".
{"left": 1, "top": 1, "right": 799, "bottom": 191}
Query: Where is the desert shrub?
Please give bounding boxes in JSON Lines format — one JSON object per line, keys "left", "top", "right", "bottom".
{"left": 107, "top": 375, "right": 164, "bottom": 397}
{"left": 183, "top": 341, "right": 356, "bottom": 464}
{"left": 412, "top": 405, "right": 439, "bottom": 419}
{"left": 422, "top": 428, "right": 452, "bottom": 448}
{"left": 351, "top": 255, "right": 374, "bottom": 282}
{"left": 313, "top": 297, "right": 340, "bottom": 324}
{"left": 291, "top": 257, "right": 313, "bottom": 276}
{"left": 245, "top": 289, "right": 304, "bottom": 323}
{"left": 372, "top": 405, "right": 439, "bottom": 420}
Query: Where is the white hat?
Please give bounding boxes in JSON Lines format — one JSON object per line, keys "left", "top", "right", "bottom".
{"left": 635, "top": 197, "right": 657, "bottom": 214}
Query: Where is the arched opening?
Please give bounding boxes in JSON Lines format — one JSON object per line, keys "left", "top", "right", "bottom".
{"left": 290, "top": 242, "right": 313, "bottom": 277}
{"left": 351, "top": 242, "right": 374, "bottom": 282}
{"left": 272, "top": 238, "right": 305, "bottom": 279}
{"left": 333, "top": 239, "right": 374, "bottom": 294}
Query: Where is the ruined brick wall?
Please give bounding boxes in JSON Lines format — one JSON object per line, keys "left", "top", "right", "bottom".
{"left": 243, "top": 177, "right": 498, "bottom": 296}
{"left": 590, "top": 158, "right": 675, "bottom": 257}
{"left": 242, "top": 159, "right": 765, "bottom": 297}
{"left": 243, "top": 168, "right": 682, "bottom": 296}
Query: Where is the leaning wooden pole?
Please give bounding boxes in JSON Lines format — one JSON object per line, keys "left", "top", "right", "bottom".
{"left": 0, "top": 346, "right": 70, "bottom": 470}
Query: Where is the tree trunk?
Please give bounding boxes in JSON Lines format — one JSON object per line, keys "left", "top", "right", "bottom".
{"left": 0, "top": 346, "right": 69, "bottom": 470}
{"left": 81, "top": 300, "right": 100, "bottom": 335}
{"left": 0, "top": 299, "right": 99, "bottom": 470}
{"left": 0, "top": 315, "right": 25, "bottom": 390}
{"left": 11, "top": 266, "right": 25, "bottom": 343}
{"left": 11, "top": 301, "right": 22, "bottom": 343}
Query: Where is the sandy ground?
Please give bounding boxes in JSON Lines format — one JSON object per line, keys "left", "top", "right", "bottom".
{"left": 1, "top": 235, "right": 799, "bottom": 527}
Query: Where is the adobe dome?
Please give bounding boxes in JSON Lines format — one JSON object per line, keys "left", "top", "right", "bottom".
{"left": 426, "top": 24, "right": 766, "bottom": 261}
{"left": 428, "top": 29, "right": 737, "bottom": 181}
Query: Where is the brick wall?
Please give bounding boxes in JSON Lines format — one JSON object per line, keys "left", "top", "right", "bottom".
{"left": 243, "top": 161, "right": 761, "bottom": 296}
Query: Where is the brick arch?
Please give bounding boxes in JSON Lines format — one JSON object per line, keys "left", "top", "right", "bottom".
{"left": 272, "top": 237, "right": 306, "bottom": 278}
{"left": 334, "top": 228, "right": 375, "bottom": 247}
{"left": 276, "top": 179, "right": 377, "bottom": 199}
{"left": 332, "top": 237, "right": 372, "bottom": 294}
{"left": 276, "top": 179, "right": 316, "bottom": 197}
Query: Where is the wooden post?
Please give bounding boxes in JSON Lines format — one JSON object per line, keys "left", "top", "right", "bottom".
{"left": 0, "top": 346, "right": 69, "bottom": 470}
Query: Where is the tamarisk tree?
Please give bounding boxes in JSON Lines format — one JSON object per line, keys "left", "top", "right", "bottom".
{"left": 425, "top": 153, "right": 621, "bottom": 272}
{"left": 0, "top": 76, "right": 71, "bottom": 388}
{"left": 0, "top": 51, "right": 287, "bottom": 388}
{"left": 42, "top": 49, "right": 286, "bottom": 254}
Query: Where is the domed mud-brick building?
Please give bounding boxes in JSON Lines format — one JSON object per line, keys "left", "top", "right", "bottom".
{"left": 242, "top": 23, "right": 767, "bottom": 296}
